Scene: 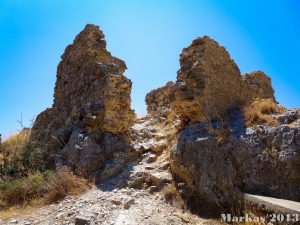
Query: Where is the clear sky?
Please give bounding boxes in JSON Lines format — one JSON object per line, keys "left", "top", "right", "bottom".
{"left": 1, "top": 0, "right": 299, "bottom": 140}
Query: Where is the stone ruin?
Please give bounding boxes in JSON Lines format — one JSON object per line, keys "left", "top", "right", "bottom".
{"left": 32, "top": 25, "right": 278, "bottom": 176}
{"left": 31, "top": 24, "right": 135, "bottom": 175}
{"left": 31, "top": 24, "right": 300, "bottom": 211}
{"left": 149, "top": 36, "right": 275, "bottom": 125}
{"left": 145, "top": 35, "right": 300, "bottom": 210}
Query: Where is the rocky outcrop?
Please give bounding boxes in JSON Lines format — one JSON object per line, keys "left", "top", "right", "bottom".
{"left": 276, "top": 109, "right": 299, "bottom": 124}
{"left": 170, "top": 110, "right": 300, "bottom": 210}
{"left": 168, "top": 36, "right": 275, "bottom": 124}
{"left": 31, "top": 24, "right": 135, "bottom": 175}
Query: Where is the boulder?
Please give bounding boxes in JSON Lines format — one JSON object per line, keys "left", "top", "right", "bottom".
{"left": 170, "top": 110, "right": 300, "bottom": 210}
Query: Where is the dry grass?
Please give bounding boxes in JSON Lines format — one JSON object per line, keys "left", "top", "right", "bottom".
{"left": 162, "top": 183, "right": 180, "bottom": 204}
{"left": 206, "top": 122, "right": 232, "bottom": 145}
{"left": 0, "top": 206, "right": 35, "bottom": 221}
{"left": 0, "top": 165, "right": 91, "bottom": 210}
{"left": 42, "top": 165, "right": 90, "bottom": 204}
{"left": 243, "top": 99, "right": 284, "bottom": 127}
{"left": 1, "top": 130, "right": 29, "bottom": 161}
{"left": 203, "top": 114, "right": 232, "bottom": 145}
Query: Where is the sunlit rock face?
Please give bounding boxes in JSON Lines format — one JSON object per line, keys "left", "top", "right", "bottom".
{"left": 168, "top": 36, "right": 275, "bottom": 124}
{"left": 170, "top": 112, "right": 300, "bottom": 210}
{"left": 31, "top": 24, "right": 135, "bottom": 175}
{"left": 53, "top": 24, "right": 135, "bottom": 135}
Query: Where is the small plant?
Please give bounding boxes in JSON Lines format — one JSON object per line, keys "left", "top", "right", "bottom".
{"left": 243, "top": 99, "right": 284, "bottom": 127}
{"left": 163, "top": 183, "right": 179, "bottom": 204}
{"left": 203, "top": 113, "right": 232, "bottom": 145}
{"left": 136, "top": 110, "right": 147, "bottom": 119}
{"left": 43, "top": 164, "right": 89, "bottom": 203}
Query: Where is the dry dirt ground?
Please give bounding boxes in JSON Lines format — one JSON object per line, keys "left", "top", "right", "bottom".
{"left": 0, "top": 185, "right": 225, "bottom": 225}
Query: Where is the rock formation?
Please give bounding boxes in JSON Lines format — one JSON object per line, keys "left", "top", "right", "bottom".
{"left": 167, "top": 36, "right": 275, "bottom": 124}
{"left": 170, "top": 109, "right": 300, "bottom": 211}
{"left": 31, "top": 24, "right": 135, "bottom": 175}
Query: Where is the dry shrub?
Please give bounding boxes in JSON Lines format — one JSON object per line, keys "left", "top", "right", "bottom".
{"left": 1, "top": 128, "right": 49, "bottom": 176}
{"left": 243, "top": 99, "right": 284, "bottom": 127}
{"left": 0, "top": 165, "right": 90, "bottom": 209}
{"left": 163, "top": 183, "right": 179, "bottom": 204}
{"left": 1, "top": 131, "right": 28, "bottom": 161}
{"left": 43, "top": 164, "right": 90, "bottom": 204}
{"left": 206, "top": 122, "right": 232, "bottom": 145}
{"left": 204, "top": 114, "right": 232, "bottom": 145}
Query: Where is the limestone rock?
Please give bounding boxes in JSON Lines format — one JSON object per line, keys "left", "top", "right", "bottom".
{"left": 168, "top": 36, "right": 275, "bottom": 124}
{"left": 170, "top": 110, "right": 300, "bottom": 209}
{"left": 111, "top": 197, "right": 122, "bottom": 205}
{"left": 294, "top": 119, "right": 300, "bottom": 127}
{"left": 276, "top": 109, "right": 299, "bottom": 124}
{"left": 60, "top": 130, "right": 107, "bottom": 175}
{"left": 150, "top": 172, "right": 172, "bottom": 186}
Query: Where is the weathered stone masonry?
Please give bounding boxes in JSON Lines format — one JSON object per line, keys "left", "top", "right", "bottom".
{"left": 32, "top": 24, "right": 135, "bottom": 175}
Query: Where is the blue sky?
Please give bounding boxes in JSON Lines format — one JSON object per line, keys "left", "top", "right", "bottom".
{"left": 0, "top": 0, "right": 299, "bottom": 139}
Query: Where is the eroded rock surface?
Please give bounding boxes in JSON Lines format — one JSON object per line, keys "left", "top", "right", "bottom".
{"left": 170, "top": 110, "right": 300, "bottom": 211}
{"left": 31, "top": 24, "right": 135, "bottom": 176}
{"left": 52, "top": 24, "right": 135, "bottom": 135}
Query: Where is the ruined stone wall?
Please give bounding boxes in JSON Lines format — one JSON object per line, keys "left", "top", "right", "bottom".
{"left": 145, "top": 81, "right": 174, "bottom": 116}
{"left": 52, "top": 24, "right": 135, "bottom": 135}
{"left": 167, "top": 36, "right": 275, "bottom": 124}
{"left": 31, "top": 24, "right": 135, "bottom": 175}
{"left": 242, "top": 71, "right": 276, "bottom": 102}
